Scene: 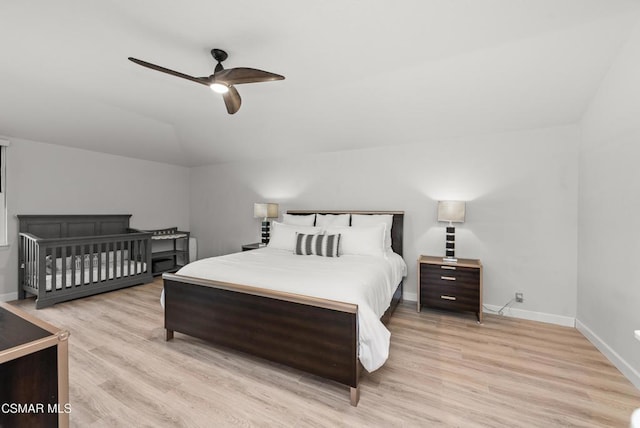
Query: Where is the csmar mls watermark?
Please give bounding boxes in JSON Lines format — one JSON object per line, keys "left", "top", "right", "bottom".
{"left": 1, "top": 402, "right": 71, "bottom": 414}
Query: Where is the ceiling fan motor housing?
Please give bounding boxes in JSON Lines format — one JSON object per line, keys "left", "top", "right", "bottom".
{"left": 211, "top": 49, "right": 228, "bottom": 63}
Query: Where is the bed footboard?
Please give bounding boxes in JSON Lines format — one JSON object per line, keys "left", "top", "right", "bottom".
{"left": 163, "top": 274, "right": 360, "bottom": 404}
{"left": 19, "top": 232, "right": 153, "bottom": 308}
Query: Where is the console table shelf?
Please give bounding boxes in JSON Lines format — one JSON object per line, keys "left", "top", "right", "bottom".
{"left": 137, "top": 228, "right": 190, "bottom": 276}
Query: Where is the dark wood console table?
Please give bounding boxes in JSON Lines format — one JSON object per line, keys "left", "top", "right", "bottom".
{"left": 0, "top": 302, "right": 70, "bottom": 427}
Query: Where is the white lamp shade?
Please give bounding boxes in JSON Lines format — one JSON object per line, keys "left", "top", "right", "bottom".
{"left": 254, "top": 203, "right": 279, "bottom": 219}
{"left": 437, "top": 201, "right": 466, "bottom": 223}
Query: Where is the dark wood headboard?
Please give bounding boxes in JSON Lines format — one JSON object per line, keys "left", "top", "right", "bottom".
{"left": 17, "top": 214, "right": 133, "bottom": 238}
{"left": 286, "top": 210, "right": 404, "bottom": 257}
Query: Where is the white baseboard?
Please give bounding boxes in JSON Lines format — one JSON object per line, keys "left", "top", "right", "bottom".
{"left": 403, "top": 292, "right": 417, "bottom": 302}
{"left": 0, "top": 291, "right": 18, "bottom": 302}
{"left": 482, "top": 304, "right": 576, "bottom": 327}
{"left": 403, "top": 296, "right": 575, "bottom": 328}
{"left": 576, "top": 319, "right": 640, "bottom": 390}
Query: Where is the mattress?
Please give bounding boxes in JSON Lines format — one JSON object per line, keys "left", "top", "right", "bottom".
{"left": 45, "top": 261, "right": 146, "bottom": 291}
{"left": 167, "top": 246, "right": 407, "bottom": 372}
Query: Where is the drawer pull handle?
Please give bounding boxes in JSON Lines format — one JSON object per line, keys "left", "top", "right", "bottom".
{"left": 441, "top": 276, "right": 456, "bottom": 281}
{"left": 441, "top": 295, "right": 456, "bottom": 301}
{"left": 441, "top": 265, "right": 456, "bottom": 270}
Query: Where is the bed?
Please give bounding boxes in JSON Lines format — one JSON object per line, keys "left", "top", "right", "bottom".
{"left": 162, "top": 210, "right": 405, "bottom": 406}
{"left": 18, "top": 214, "right": 153, "bottom": 309}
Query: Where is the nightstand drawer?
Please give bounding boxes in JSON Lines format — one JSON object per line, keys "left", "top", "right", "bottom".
{"left": 421, "top": 285, "right": 479, "bottom": 312}
{"left": 420, "top": 265, "right": 479, "bottom": 289}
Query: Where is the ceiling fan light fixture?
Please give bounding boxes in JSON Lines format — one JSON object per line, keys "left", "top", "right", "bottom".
{"left": 129, "top": 48, "right": 284, "bottom": 114}
{"left": 209, "top": 82, "right": 229, "bottom": 94}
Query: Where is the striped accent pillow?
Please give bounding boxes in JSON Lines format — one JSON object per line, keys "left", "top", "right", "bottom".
{"left": 295, "top": 233, "right": 341, "bottom": 257}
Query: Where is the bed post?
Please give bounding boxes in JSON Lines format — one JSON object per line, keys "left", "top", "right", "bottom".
{"left": 165, "top": 329, "right": 174, "bottom": 341}
{"left": 350, "top": 386, "right": 360, "bottom": 406}
{"left": 17, "top": 234, "right": 26, "bottom": 300}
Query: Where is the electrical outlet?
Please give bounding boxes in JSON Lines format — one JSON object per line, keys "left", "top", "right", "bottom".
{"left": 515, "top": 292, "right": 524, "bottom": 303}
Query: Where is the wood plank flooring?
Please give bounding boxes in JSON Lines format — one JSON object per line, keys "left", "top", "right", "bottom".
{"left": 11, "top": 278, "right": 640, "bottom": 427}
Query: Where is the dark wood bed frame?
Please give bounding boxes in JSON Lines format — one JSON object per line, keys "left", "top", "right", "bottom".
{"left": 162, "top": 210, "right": 404, "bottom": 406}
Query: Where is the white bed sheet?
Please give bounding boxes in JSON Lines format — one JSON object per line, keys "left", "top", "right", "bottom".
{"left": 167, "top": 247, "right": 407, "bottom": 372}
{"left": 45, "top": 262, "right": 146, "bottom": 291}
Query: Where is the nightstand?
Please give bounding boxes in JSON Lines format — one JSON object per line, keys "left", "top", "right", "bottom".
{"left": 242, "top": 243, "right": 263, "bottom": 251}
{"left": 418, "top": 255, "right": 483, "bottom": 323}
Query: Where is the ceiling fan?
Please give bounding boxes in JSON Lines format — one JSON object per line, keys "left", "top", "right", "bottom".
{"left": 128, "top": 49, "right": 285, "bottom": 114}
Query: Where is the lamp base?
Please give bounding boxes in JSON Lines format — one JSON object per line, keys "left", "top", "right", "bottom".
{"left": 442, "top": 257, "right": 458, "bottom": 263}
{"left": 261, "top": 220, "right": 271, "bottom": 245}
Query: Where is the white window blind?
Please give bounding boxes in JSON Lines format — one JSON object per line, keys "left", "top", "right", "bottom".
{"left": 0, "top": 138, "right": 9, "bottom": 245}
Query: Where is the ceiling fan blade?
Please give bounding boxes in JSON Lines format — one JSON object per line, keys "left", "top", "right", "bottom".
{"left": 128, "top": 57, "right": 210, "bottom": 86}
{"left": 215, "top": 67, "right": 285, "bottom": 85}
{"left": 223, "top": 86, "right": 242, "bottom": 114}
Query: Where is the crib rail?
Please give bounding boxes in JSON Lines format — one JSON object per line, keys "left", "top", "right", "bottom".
{"left": 19, "top": 231, "right": 153, "bottom": 308}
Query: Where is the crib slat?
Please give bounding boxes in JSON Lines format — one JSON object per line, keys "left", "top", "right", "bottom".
{"left": 107, "top": 242, "right": 110, "bottom": 280}
{"left": 106, "top": 242, "right": 110, "bottom": 280}
{"left": 130, "top": 240, "right": 134, "bottom": 275}
{"left": 100, "top": 242, "right": 105, "bottom": 281}
{"left": 97, "top": 243, "right": 102, "bottom": 282}
{"left": 50, "top": 247, "right": 57, "bottom": 292}
{"left": 89, "top": 243, "right": 94, "bottom": 283}
{"left": 125, "top": 240, "right": 129, "bottom": 276}
{"left": 25, "top": 237, "right": 30, "bottom": 288}
{"left": 30, "top": 240, "right": 33, "bottom": 288}
{"left": 131, "top": 240, "right": 135, "bottom": 275}
{"left": 32, "top": 241, "right": 36, "bottom": 289}
{"left": 111, "top": 241, "right": 116, "bottom": 280}
{"left": 112, "top": 241, "right": 116, "bottom": 280}
{"left": 22, "top": 236, "right": 26, "bottom": 287}
{"left": 35, "top": 241, "right": 38, "bottom": 289}
{"left": 121, "top": 240, "right": 125, "bottom": 278}
{"left": 105, "top": 242, "right": 110, "bottom": 280}
{"left": 31, "top": 239, "right": 35, "bottom": 288}
{"left": 80, "top": 244, "right": 85, "bottom": 286}
{"left": 61, "top": 246, "right": 67, "bottom": 289}
{"left": 71, "top": 245, "right": 76, "bottom": 288}
{"left": 133, "top": 239, "right": 140, "bottom": 275}
{"left": 143, "top": 238, "right": 148, "bottom": 274}
{"left": 95, "top": 243, "right": 99, "bottom": 282}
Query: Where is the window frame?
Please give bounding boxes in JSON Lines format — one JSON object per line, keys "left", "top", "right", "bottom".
{"left": 0, "top": 140, "right": 8, "bottom": 246}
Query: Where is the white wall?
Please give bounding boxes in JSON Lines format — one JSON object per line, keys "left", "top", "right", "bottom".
{"left": 0, "top": 137, "right": 190, "bottom": 300}
{"left": 190, "top": 125, "right": 579, "bottom": 322}
{"left": 579, "top": 19, "right": 640, "bottom": 388}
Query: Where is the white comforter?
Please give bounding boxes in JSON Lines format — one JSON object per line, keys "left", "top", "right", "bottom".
{"left": 169, "top": 247, "right": 407, "bottom": 372}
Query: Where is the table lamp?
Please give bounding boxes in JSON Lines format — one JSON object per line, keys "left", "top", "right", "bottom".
{"left": 437, "top": 201, "right": 465, "bottom": 262}
{"left": 254, "top": 203, "right": 279, "bottom": 245}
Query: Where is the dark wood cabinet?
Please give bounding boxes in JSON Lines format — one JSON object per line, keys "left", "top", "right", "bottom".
{"left": 0, "top": 303, "right": 70, "bottom": 427}
{"left": 418, "top": 255, "right": 483, "bottom": 323}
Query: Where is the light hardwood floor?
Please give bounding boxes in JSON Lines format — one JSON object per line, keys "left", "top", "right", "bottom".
{"left": 11, "top": 279, "right": 640, "bottom": 427}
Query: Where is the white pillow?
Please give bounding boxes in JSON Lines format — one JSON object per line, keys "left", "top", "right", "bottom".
{"left": 316, "top": 213, "right": 350, "bottom": 228}
{"left": 268, "top": 222, "right": 321, "bottom": 251}
{"left": 351, "top": 214, "right": 393, "bottom": 251}
{"left": 282, "top": 213, "right": 316, "bottom": 226}
{"left": 325, "top": 223, "right": 386, "bottom": 257}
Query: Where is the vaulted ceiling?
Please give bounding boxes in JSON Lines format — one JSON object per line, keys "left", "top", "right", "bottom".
{"left": 1, "top": 1, "right": 639, "bottom": 166}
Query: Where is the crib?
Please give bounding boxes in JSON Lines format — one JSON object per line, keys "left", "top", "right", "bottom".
{"left": 18, "top": 214, "right": 153, "bottom": 309}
